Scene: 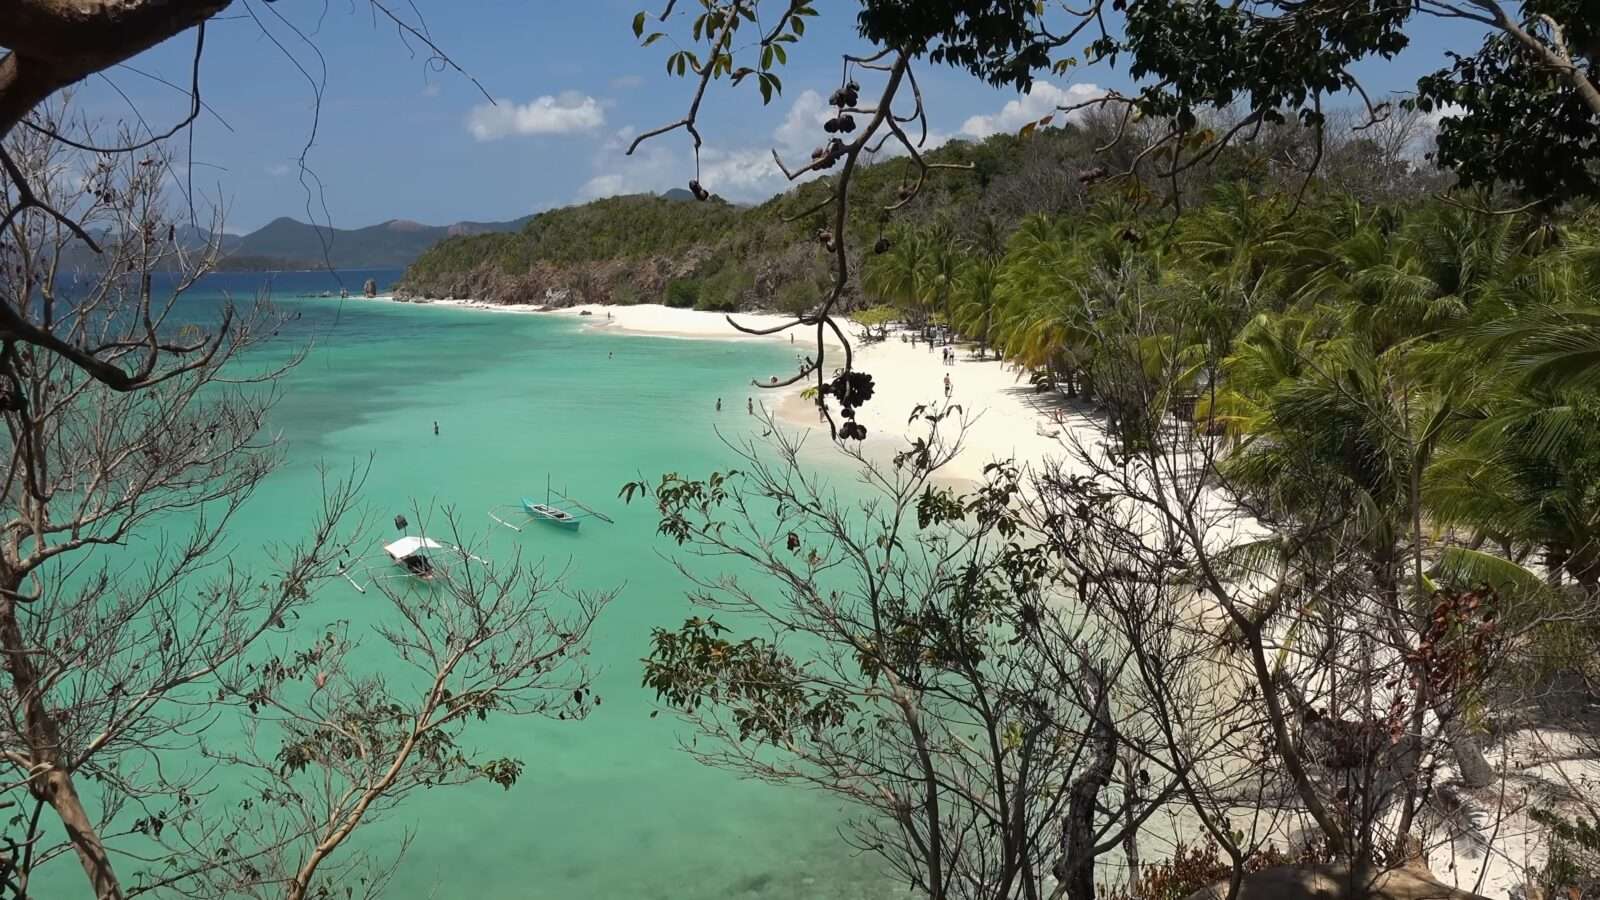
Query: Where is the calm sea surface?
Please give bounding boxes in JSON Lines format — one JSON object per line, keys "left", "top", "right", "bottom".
{"left": 47, "top": 268, "right": 887, "bottom": 899}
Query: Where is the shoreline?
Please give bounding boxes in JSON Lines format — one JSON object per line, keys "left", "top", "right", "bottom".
{"left": 562, "top": 304, "right": 1082, "bottom": 485}
{"left": 563, "top": 303, "right": 1080, "bottom": 484}
{"left": 359, "top": 296, "right": 1077, "bottom": 485}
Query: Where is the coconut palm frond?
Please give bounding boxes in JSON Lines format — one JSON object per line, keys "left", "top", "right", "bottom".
{"left": 1433, "top": 546, "right": 1553, "bottom": 602}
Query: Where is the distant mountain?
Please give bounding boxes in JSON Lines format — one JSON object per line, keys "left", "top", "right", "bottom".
{"left": 224, "top": 215, "right": 533, "bottom": 270}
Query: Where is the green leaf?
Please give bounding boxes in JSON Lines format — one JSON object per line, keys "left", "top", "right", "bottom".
{"left": 642, "top": 31, "right": 665, "bottom": 47}
{"left": 632, "top": 11, "right": 646, "bottom": 38}
{"left": 773, "top": 43, "right": 787, "bottom": 65}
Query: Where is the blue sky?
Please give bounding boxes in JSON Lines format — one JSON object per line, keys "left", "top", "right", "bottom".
{"left": 67, "top": 2, "right": 1486, "bottom": 233}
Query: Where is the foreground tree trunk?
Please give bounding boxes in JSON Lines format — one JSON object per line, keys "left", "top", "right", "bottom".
{"left": 1059, "top": 662, "right": 1116, "bottom": 900}
{"left": 0, "top": 577, "right": 123, "bottom": 900}
{"left": 0, "top": 0, "right": 232, "bottom": 140}
{"left": 1445, "top": 720, "right": 1495, "bottom": 789}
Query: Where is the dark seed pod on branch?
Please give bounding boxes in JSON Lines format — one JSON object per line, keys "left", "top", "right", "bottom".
{"left": 874, "top": 237, "right": 892, "bottom": 254}
{"left": 688, "top": 179, "right": 710, "bottom": 201}
{"left": 837, "top": 115, "right": 856, "bottom": 133}
{"left": 823, "top": 118, "right": 839, "bottom": 134}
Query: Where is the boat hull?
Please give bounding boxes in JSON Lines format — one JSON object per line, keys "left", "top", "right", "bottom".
{"left": 522, "top": 497, "right": 580, "bottom": 528}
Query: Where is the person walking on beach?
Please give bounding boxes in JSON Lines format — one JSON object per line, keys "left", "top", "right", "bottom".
{"left": 944, "top": 374, "right": 952, "bottom": 399}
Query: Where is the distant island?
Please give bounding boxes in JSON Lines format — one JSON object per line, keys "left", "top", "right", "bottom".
{"left": 207, "top": 214, "right": 532, "bottom": 271}
{"left": 200, "top": 189, "right": 714, "bottom": 272}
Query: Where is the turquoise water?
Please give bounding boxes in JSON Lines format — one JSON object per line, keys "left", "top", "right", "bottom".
{"left": 59, "top": 271, "right": 889, "bottom": 898}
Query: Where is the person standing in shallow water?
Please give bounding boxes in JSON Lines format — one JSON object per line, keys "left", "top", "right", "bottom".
{"left": 433, "top": 421, "right": 439, "bottom": 435}
{"left": 716, "top": 398, "right": 722, "bottom": 412}
{"left": 747, "top": 397, "right": 753, "bottom": 415}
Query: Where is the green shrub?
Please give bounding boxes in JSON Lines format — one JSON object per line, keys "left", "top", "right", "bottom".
{"left": 665, "top": 279, "right": 700, "bottom": 308}
{"left": 1531, "top": 809, "right": 1600, "bottom": 897}
{"left": 696, "top": 264, "right": 753, "bottom": 312}
{"left": 610, "top": 282, "right": 641, "bottom": 306}
{"left": 776, "top": 278, "right": 820, "bottom": 316}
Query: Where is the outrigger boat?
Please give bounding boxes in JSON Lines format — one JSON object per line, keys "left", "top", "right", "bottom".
{"left": 490, "top": 476, "right": 614, "bottom": 533}
{"left": 340, "top": 534, "right": 484, "bottom": 593}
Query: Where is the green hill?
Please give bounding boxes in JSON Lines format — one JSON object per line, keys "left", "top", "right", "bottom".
{"left": 397, "top": 130, "right": 1100, "bottom": 310}
{"left": 397, "top": 118, "right": 1444, "bottom": 312}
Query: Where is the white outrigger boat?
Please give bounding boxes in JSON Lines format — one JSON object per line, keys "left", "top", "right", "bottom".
{"left": 489, "top": 476, "right": 613, "bottom": 533}
{"left": 340, "top": 535, "right": 484, "bottom": 593}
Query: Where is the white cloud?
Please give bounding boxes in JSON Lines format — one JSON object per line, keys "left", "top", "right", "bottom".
{"left": 266, "top": 162, "right": 292, "bottom": 177}
{"left": 582, "top": 92, "right": 843, "bottom": 204}
{"left": 959, "top": 82, "right": 1106, "bottom": 140}
{"left": 1404, "top": 102, "right": 1464, "bottom": 161}
{"left": 421, "top": 83, "right": 442, "bottom": 98}
{"left": 467, "top": 91, "right": 606, "bottom": 141}
{"left": 870, "top": 126, "right": 956, "bottom": 162}
{"left": 772, "top": 90, "right": 830, "bottom": 156}
{"left": 579, "top": 173, "right": 630, "bottom": 199}
{"left": 582, "top": 82, "right": 1108, "bottom": 205}
{"left": 1420, "top": 101, "right": 1465, "bottom": 129}
{"left": 578, "top": 140, "right": 676, "bottom": 200}
{"left": 610, "top": 75, "right": 644, "bottom": 90}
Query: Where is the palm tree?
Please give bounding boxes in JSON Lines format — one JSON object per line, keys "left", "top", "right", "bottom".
{"left": 991, "top": 215, "right": 1098, "bottom": 392}
{"left": 953, "top": 257, "right": 1000, "bottom": 359}
{"left": 864, "top": 229, "right": 932, "bottom": 331}
{"left": 921, "top": 222, "right": 963, "bottom": 338}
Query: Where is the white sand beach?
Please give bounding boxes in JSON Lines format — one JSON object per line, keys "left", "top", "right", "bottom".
{"left": 565, "top": 303, "right": 1078, "bottom": 484}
